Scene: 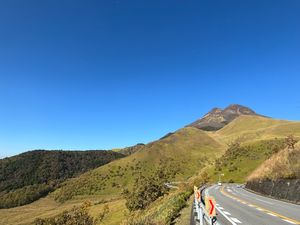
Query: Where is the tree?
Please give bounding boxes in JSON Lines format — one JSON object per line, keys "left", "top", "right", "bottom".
{"left": 122, "top": 161, "right": 176, "bottom": 211}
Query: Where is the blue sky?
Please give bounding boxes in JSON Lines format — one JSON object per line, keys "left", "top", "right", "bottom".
{"left": 0, "top": 0, "right": 300, "bottom": 157}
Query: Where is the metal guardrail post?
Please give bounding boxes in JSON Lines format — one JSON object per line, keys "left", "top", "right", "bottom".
{"left": 199, "top": 202, "right": 204, "bottom": 225}
{"left": 195, "top": 186, "right": 217, "bottom": 225}
{"left": 194, "top": 197, "right": 203, "bottom": 225}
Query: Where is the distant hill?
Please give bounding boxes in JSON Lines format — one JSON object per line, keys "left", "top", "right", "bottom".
{"left": 114, "top": 143, "right": 145, "bottom": 156}
{"left": 0, "top": 150, "right": 124, "bottom": 208}
{"left": 188, "top": 104, "right": 261, "bottom": 131}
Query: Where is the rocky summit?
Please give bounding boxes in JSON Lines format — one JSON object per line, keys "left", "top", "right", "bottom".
{"left": 188, "top": 104, "right": 259, "bottom": 131}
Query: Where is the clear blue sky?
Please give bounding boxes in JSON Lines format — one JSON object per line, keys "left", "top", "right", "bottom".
{"left": 1, "top": 0, "right": 300, "bottom": 157}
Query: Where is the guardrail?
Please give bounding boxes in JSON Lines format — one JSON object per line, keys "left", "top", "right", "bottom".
{"left": 194, "top": 187, "right": 217, "bottom": 225}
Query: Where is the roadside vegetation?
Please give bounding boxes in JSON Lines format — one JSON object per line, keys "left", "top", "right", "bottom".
{"left": 121, "top": 170, "right": 209, "bottom": 225}
{"left": 31, "top": 163, "right": 208, "bottom": 225}
{"left": 210, "top": 138, "right": 285, "bottom": 183}
{"left": 122, "top": 161, "right": 177, "bottom": 211}
{"left": 247, "top": 137, "right": 300, "bottom": 181}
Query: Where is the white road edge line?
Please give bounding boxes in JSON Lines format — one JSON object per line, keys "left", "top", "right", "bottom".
{"left": 230, "top": 187, "right": 300, "bottom": 225}
{"left": 224, "top": 211, "right": 231, "bottom": 215}
{"left": 216, "top": 206, "right": 239, "bottom": 225}
{"left": 207, "top": 186, "right": 239, "bottom": 225}
{"left": 282, "top": 219, "right": 297, "bottom": 224}
{"left": 231, "top": 217, "right": 242, "bottom": 223}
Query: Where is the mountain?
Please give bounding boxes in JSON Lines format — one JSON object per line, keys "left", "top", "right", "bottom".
{"left": 1, "top": 104, "right": 300, "bottom": 225}
{"left": 0, "top": 150, "right": 124, "bottom": 208}
{"left": 51, "top": 110, "right": 300, "bottom": 203}
{"left": 188, "top": 104, "right": 260, "bottom": 131}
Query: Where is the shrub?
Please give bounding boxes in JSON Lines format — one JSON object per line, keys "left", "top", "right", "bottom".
{"left": 160, "top": 191, "right": 191, "bottom": 223}
{"left": 121, "top": 215, "right": 157, "bottom": 225}
{"left": 97, "top": 204, "right": 110, "bottom": 223}
{"left": 34, "top": 201, "right": 95, "bottom": 225}
{"left": 122, "top": 162, "right": 176, "bottom": 211}
{"left": 122, "top": 190, "right": 192, "bottom": 225}
{"left": 285, "top": 135, "right": 298, "bottom": 150}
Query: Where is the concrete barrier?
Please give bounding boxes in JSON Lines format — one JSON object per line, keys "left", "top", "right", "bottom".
{"left": 246, "top": 179, "right": 300, "bottom": 204}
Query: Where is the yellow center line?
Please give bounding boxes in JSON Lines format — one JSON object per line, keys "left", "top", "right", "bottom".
{"left": 220, "top": 186, "right": 300, "bottom": 225}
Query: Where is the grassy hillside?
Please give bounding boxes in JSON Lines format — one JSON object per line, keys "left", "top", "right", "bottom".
{"left": 214, "top": 115, "right": 300, "bottom": 143}
{"left": 207, "top": 116, "right": 300, "bottom": 183}
{"left": 208, "top": 139, "right": 286, "bottom": 183}
{"left": 0, "top": 195, "right": 128, "bottom": 225}
{"left": 52, "top": 127, "right": 225, "bottom": 202}
{"left": 247, "top": 142, "right": 300, "bottom": 181}
{"left": 0, "top": 150, "right": 124, "bottom": 208}
{"left": 2, "top": 115, "right": 300, "bottom": 225}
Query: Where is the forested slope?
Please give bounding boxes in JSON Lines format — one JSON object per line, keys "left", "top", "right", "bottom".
{"left": 0, "top": 150, "right": 124, "bottom": 208}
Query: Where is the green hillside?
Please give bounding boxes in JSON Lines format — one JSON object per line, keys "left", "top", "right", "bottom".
{"left": 248, "top": 141, "right": 300, "bottom": 181}
{"left": 52, "top": 127, "right": 225, "bottom": 202}
{"left": 2, "top": 112, "right": 300, "bottom": 225}
{"left": 0, "top": 150, "right": 124, "bottom": 208}
{"left": 208, "top": 138, "right": 286, "bottom": 183}
{"left": 208, "top": 116, "right": 300, "bottom": 183}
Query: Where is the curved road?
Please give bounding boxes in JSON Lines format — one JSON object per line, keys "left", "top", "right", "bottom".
{"left": 192, "top": 184, "right": 300, "bottom": 225}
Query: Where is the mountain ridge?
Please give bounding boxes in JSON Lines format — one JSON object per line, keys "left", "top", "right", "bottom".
{"left": 188, "top": 104, "right": 263, "bottom": 131}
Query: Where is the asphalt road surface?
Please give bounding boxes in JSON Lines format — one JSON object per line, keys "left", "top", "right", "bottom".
{"left": 192, "top": 184, "right": 300, "bottom": 225}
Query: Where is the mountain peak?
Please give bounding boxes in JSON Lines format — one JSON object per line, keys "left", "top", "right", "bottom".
{"left": 188, "top": 104, "right": 260, "bottom": 131}
{"left": 224, "top": 104, "right": 255, "bottom": 113}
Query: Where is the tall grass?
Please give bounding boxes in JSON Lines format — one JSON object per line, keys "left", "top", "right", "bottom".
{"left": 247, "top": 144, "right": 300, "bottom": 181}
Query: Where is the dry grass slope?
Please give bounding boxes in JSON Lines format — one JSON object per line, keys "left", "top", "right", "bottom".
{"left": 247, "top": 143, "right": 300, "bottom": 181}
{"left": 214, "top": 115, "right": 300, "bottom": 144}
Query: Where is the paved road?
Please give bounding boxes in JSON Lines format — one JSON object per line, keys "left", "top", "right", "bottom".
{"left": 202, "top": 184, "right": 300, "bottom": 225}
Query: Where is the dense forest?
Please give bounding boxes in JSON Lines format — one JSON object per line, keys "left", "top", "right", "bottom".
{"left": 0, "top": 150, "right": 124, "bottom": 208}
